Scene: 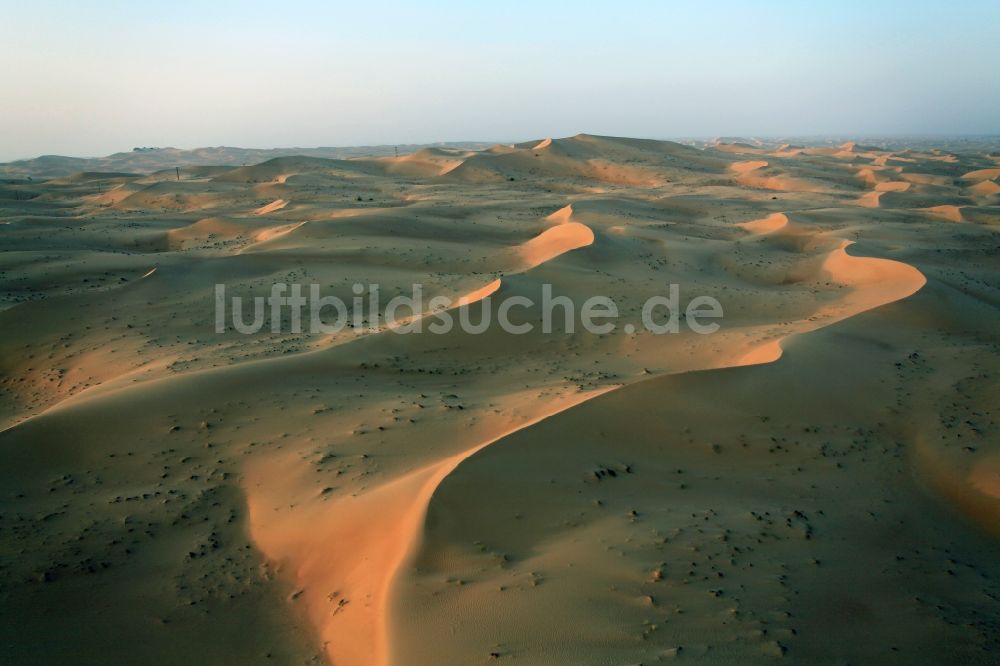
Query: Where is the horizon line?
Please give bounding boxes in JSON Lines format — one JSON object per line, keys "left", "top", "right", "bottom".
{"left": 6, "top": 132, "right": 1000, "bottom": 164}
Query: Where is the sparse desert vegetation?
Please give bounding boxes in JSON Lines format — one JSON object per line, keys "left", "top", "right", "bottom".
{"left": 1, "top": 134, "right": 999, "bottom": 664}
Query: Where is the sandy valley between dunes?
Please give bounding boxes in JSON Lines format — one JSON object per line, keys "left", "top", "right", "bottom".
{"left": 1, "top": 135, "right": 999, "bottom": 664}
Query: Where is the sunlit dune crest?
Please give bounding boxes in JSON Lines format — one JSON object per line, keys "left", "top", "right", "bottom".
{"left": 1, "top": 134, "right": 998, "bottom": 666}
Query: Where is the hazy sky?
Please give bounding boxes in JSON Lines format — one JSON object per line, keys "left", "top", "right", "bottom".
{"left": 2, "top": 0, "right": 999, "bottom": 160}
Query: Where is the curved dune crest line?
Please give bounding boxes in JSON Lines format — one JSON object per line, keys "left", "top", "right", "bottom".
{"left": 969, "top": 180, "right": 1000, "bottom": 197}
{"left": 7, "top": 276, "right": 506, "bottom": 433}
{"left": 875, "top": 181, "right": 910, "bottom": 192}
{"left": 729, "top": 159, "right": 821, "bottom": 192}
{"left": 820, "top": 240, "right": 926, "bottom": 309}
{"left": 921, "top": 205, "right": 964, "bottom": 222}
{"left": 738, "top": 212, "right": 788, "bottom": 234}
{"left": 383, "top": 246, "right": 927, "bottom": 665}
{"left": 452, "top": 278, "right": 502, "bottom": 308}
{"left": 243, "top": 388, "right": 613, "bottom": 666}
{"left": 962, "top": 167, "right": 1000, "bottom": 182}
{"left": 544, "top": 203, "right": 574, "bottom": 224}
{"left": 855, "top": 191, "right": 883, "bottom": 208}
{"left": 234, "top": 221, "right": 309, "bottom": 254}
{"left": 732, "top": 244, "right": 925, "bottom": 372}
{"left": 253, "top": 220, "right": 307, "bottom": 243}
{"left": 515, "top": 222, "right": 594, "bottom": 270}
{"left": 736, "top": 338, "right": 784, "bottom": 366}
{"left": 856, "top": 167, "right": 879, "bottom": 186}
{"left": 243, "top": 236, "right": 926, "bottom": 666}
{"left": 384, "top": 278, "right": 504, "bottom": 332}
{"left": 377, "top": 250, "right": 926, "bottom": 664}
{"left": 253, "top": 198, "right": 288, "bottom": 215}
{"left": 730, "top": 160, "right": 768, "bottom": 174}
{"left": 247, "top": 331, "right": 819, "bottom": 666}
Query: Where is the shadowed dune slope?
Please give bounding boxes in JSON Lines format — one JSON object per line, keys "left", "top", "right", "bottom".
{"left": 0, "top": 135, "right": 998, "bottom": 666}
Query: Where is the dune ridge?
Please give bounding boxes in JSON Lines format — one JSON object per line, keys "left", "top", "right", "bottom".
{"left": 244, "top": 387, "right": 613, "bottom": 666}
{"left": 514, "top": 221, "right": 595, "bottom": 271}
{"left": 382, "top": 240, "right": 927, "bottom": 665}
{"left": 2, "top": 134, "right": 998, "bottom": 666}
{"left": 247, "top": 230, "right": 927, "bottom": 666}
{"left": 253, "top": 198, "right": 288, "bottom": 216}
{"left": 738, "top": 212, "right": 789, "bottom": 234}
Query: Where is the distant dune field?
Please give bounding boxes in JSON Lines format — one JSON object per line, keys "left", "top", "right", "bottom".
{"left": 1, "top": 135, "right": 999, "bottom": 665}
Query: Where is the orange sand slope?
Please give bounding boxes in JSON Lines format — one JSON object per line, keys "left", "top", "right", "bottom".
{"left": 0, "top": 135, "right": 999, "bottom": 666}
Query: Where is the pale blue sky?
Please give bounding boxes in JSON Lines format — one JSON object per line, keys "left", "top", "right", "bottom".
{"left": 2, "top": 0, "right": 998, "bottom": 160}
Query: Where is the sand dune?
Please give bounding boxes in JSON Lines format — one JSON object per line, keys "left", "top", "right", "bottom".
{"left": 396, "top": 305, "right": 997, "bottom": 665}
{"left": 875, "top": 180, "right": 910, "bottom": 192}
{"left": 245, "top": 387, "right": 609, "bottom": 666}
{"left": 246, "top": 221, "right": 308, "bottom": 246}
{"left": 166, "top": 216, "right": 256, "bottom": 249}
{"left": 921, "top": 204, "right": 964, "bottom": 222}
{"left": 442, "top": 134, "right": 717, "bottom": 188}
{"left": 738, "top": 212, "right": 789, "bottom": 234}
{"left": 969, "top": 180, "right": 1000, "bottom": 197}
{"left": 818, "top": 240, "right": 926, "bottom": 316}
{"left": 962, "top": 167, "right": 1000, "bottom": 182}
{"left": 1, "top": 134, "right": 998, "bottom": 666}
{"left": 373, "top": 148, "right": 470, "bottom": 178}
{"left": 729, "top": 160, "right": 825, "bottom": 192}
{"left": 855, "top": 190, "right": 884, "bottom": 207}
{"left": 253, "top": 198, "right": 288, "bottom": 216}
{"left": 730, "top": 159, "right": 769, "bottom": 174}
{"left": 513, "top": 221, "right": 595, "bottom": 271}
{"left": 452, "top": 278, "right": 502, "bottom": 308}
{"left": 246, "top": 204, "right": 927, "bottom": 666}
{"left": 852, "top": 165, "right": 914, "bottom": 209}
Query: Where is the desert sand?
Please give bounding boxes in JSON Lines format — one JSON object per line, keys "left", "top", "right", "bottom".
{"left": 1, "top": 134, "right": 999, "bottom": 664}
